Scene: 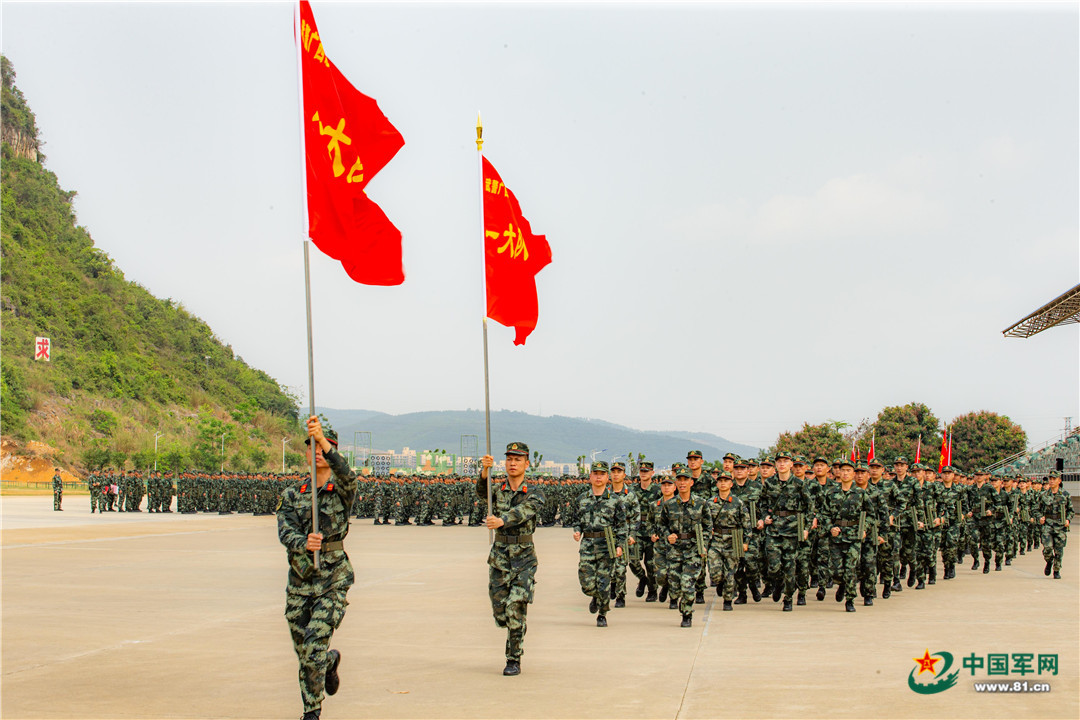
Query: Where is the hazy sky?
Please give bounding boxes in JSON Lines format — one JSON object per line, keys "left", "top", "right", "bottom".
{"left": 3, "top": 1, "right": 1077, "bottom": 450}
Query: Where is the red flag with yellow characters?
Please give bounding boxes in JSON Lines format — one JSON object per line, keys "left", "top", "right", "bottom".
{"left": 297, "top": 1, "right": 405, "bottom": 285}
{"left": 482, "top": 157, "right": 552, "bottom": 345}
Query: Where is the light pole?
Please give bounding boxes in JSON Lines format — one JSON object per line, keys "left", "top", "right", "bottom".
{"left": 153, "top": 432, "right": 164, "bottom": 471}
{"left": 590, "top": 448, "right": 607, "bottom": 462}
{"left": 282, "top": 437, "right": 289, "bottom": 472}
{"left": 220, "top": 433, "right": 226, "bottom": 473}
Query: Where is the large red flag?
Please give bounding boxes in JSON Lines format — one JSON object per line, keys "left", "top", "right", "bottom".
{"left": 482, "top": 156, "right": 552, "bottom": 345}
{"left": 297, "top": 1, "right": 405, "bottom": 285}
{"left": 868, "top": 432, "right": 876, "bottom": 462}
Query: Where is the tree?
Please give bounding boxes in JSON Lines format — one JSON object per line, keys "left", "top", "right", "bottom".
{"left": 770, "top": 422, "right": 847, "bottom": 461}
{"left": 284, "top": 451, "right": 305, "bottom": 470}
{"left": 131, "top": 449, "right": 154, "bottom": 472}
{"left": 110, "top": 450, "right": 127, "bottom": 470}
{"left": 160, "top": 446, "right": 186, "bottom": 473}
{"left": 248, "top": 447, "right": 269, "bottom": 470}
{"left": 949, "top": 411, "right": 1027, "bottom": 472}
{"left": 867, "top": 403, "right": 942, "bottom": 465}
{"left": 81, "top": 443, "right": 111, "bottom": 472}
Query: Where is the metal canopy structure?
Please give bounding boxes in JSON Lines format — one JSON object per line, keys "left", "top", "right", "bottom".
{"left": 1002, "top": 283, "right": 1080, "bottom": 338}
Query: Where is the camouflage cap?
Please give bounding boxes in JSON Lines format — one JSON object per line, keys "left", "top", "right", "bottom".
{"left": 687, "top": 450, "right": 703, "bottom": 459}
{"left": 855, "top": 461, "right": 869, "bottom": 472}
{"left": 671, "top": 462, "right": 686, "bottom": 472}
{"left": 733, "top": 457, "right": 748, "bottom": 467}
{"left": 793, "top": 455, "right": 808, "bottom": 466}
{"left": 504, "top": 442, "right": 530, "bottom": 456}
{"left": 660, "top": 475, "right": 676, "bottom": 484}
{"left": 868, "top": 458, "right": 884, "bottom": 467}
{"left": 941, "top": 465, "right": 956, "bottom": 473}
{"left": 305, "top": 428, "right": 339, "bottom": 446}
{"left": 640, "top": 460, "right": 654, "bottom": 470}
{"left": 611, "top": 461, "right": 626, "bottom": 471}
{"left": 839, "top": 458, "right": 855, "bottom": 469}
{"left": 911, "top": 462, "right": 926, "bottom": 471}
{"left": 759, "top": 458, "right": 774, "bottom": 467}
{"left": 716, "top": 471, "right": 734, "bottom": 482}
{"left": 675, "top": 467, "right": 692, "bottom": 479}
{"left": 723, "top": 452, "right": 738, "bottom": 461}
{"left": 774, "top": 450, "right": 792, "bottom": 461}
{"left": 1049, "top": 470, "right": 1061, "bottom": 478}
{"left": 812, "top": 456, "right": 830, "bottom": 465}
{"left": 590, "top": 461, "right": 609, "bottom": 473}
{"left": 893, "top": 455, "right": 909, "bottom": 465}
{"left": 745, "top": 458, "right": 758, "bottom": 467}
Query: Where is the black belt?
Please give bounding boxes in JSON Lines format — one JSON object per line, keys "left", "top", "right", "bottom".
{"left": 774, "top": 510, "right": 796, "bottom": 517}
{"left": 495, "top": 533, "right": 534, "bottom": 544}
{"left": 321, "top": 540, "right": 344, "bottom": 552}
{"left": 835, "top": 520, "right": 857, "bottom": 528}
{"left": 675, "top": 533, "right": 693, "bottom": 540}
{"left": 716, "top": 528, "right": 736, "bottom": 534}
{"left": 582, "top": 531, "right": 606, "bottom": 539}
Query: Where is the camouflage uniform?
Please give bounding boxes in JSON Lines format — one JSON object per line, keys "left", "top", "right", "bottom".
{"left": 628, "top": 474, "right": 661, "bottom": 600}
{"left": 608, "top": 480, "right": 638, "bottom": 605}
{"left": 821, "top": 472, "right": 872, "bottom": 609}
{"left": 52, "top": 472, "right": 63, "bottom": 510}
{"left": 761, "top": 464, "right": 816, "bottom": 607}
{"left": 573, "top": 468, "right": 627, "bottom": 620}
{"left": 277, "top": 438, "right": 357, "bottom": 718}
{"left": 1040, "top": 474, "right": 1072, "bottom": 577}
{"left": 706, "top": 479, "right": 751, "bottom": 604}
{"left": 657, "top": 474, "right": 712, "bottom": 623}
{"left": 478, "top": 443, "right": 546, "bottom": 670}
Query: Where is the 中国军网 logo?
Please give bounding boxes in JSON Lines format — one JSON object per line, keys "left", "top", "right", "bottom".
{"left": 908, "top": 649, "right": 960, "bottom": 694}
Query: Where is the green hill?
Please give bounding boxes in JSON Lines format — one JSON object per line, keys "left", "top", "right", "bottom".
{"left": 0, "top": 56, "right": 301, "bottom": 474}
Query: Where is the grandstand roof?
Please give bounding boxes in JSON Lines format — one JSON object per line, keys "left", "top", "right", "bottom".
{"left": 1002, "top": 283, "right": 1080, "bottom": 338}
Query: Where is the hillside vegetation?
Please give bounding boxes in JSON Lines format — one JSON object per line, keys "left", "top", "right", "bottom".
{"left": 1, "top": 56, "right": 302, "bottom": 475}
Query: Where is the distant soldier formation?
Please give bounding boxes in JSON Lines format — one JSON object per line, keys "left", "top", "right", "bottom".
{"left": 84, "top": 469, "right": 305, "bottom": 515}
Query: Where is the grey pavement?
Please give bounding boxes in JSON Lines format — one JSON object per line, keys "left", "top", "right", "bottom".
{"left": 2, "top": 496, "right": 1077, "bottom": 719}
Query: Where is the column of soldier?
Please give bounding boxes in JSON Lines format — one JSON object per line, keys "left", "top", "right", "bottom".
{"left": 83, "top": 470, "right": 306, "bottom": 515}
{"left": 566, "top": 450, "right": 1072, "bottom": 628}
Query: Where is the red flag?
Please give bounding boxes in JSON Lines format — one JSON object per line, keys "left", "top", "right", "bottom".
{"left": 937, "top": 426, "right": 949, "bottom": 472}
{"left": 850, "top": 439, "right": 857, "bottom": 463}
{"left": 915, "top": 434, "right": 922, "bottom": 464}
{"left": 947, "top": 429, "right": 953, "bottom": 467}
{"left": 482, "top": 156, "right": 552, "bottom": 345}
{"left": 868, "top": 431, "right": 876, "bottom": 462}
{"left": 297, "top": 1, "right": 405, "bottom": 285}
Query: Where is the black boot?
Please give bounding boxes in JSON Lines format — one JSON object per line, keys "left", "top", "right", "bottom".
{"left": 797, "top": 592, "right": 806, "bottom": 606}
{"left": 680, "top": 613, "right": 692, "bottom": 627}
{"left": 1005, "top": 558, "right": 1012, "bottom": 566}
{"left": 994, "top": 561, "right": 1002, "bottom": 571}
{"left": 772, "top": 584, "right": 782, "bottom": 602}
{"left": 892, "top": 580, "right": 903, "bottom": 592}
{"left": 928, "top": 567, "right": 936, "bottom": 585}
{"left": 669, "top": 597, "right": 678, "bottom": 609}
{"left": 733, "top": 590, "right": 746, "bottom": 604}
{"left": 898, "top": 565, "right": 906, "bottom": 580}
{"left": 301, "top": 710, "right": 321, "bottom": 720}
{"left": 983, "top": 560, "right": 990, "bottom": 574}
{"left": 635, "top": 577, "right": 646, "bottom": 597}
{"left": 915, "top": 579, "right": 925, "bottom": 589}
{"left": 325, "top": 650, "right": 341, "bottom": 695}
{"left": 816, "top": 585, "right": 826, "bottom": 601}
{"left": 972, "top": 557, "right": 979, "bottom": 570}
{"left": 1045, "top": 560, "right": 1053, "bottom": 576}
{"left": 723, "top": 599, "right": 733, "bottom": 611}
{"left": 863, "top": 597, "right": 873, "bottom": 606}
{"left": 596, "top": 614, "right": 607, "bottom": 628}
{"left": 750, "top": 584, "right": 762, "bottom": 602}
{"left": 658, "top": 586, "right": 668, "bottom": 602}
{"left": 845, "top": 599, "right": 856, "bottom": 612}
{"left": 882, "top": 584, "right": 891, "bottom": 599}
{"left": 835, "top": 583, "right": 844, "bottom": 602}
{"left": 614, "top": 595, "right": 625, "bottom": 609}
{"left": 907, "top": 567, "right": 916, "bottom": 587}
{"left": 589, "top": 597, "right": 598, "bottom": 614}
{"left": 645, "top": 588, "right": 658, "bottom": 602}
{"left": 1053, "top": 570, "right": 1061, "bottom": 579}
{"left": 782, "top": 598, "right": 793, "bottom": 611}
{"left": 694, "top": 590, "right": 705, "bottom": 605}
{"left": 503, "top": 660, "right": 520, "bottom": 676}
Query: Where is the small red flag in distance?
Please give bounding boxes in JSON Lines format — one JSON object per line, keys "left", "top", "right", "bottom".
{"left": 297, "top": 1, "right": 405, "bottom": 285}
{"left": 482, "top": 156, "right": 552, "bottom": 345}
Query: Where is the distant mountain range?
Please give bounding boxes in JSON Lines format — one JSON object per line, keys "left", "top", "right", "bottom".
{"left": 315, "top": 408, "right": 758, "bottom": 467}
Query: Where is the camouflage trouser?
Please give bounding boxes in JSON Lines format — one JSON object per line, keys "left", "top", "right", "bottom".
{"left": 627, "top": 534, "right": 656, "bottom": 593}
{"left": 53, "top": 491, "right": 62, "bottom": 510}
{"left": 1028, "top": 520, "right": 1041, "bottom": 549}
{"left": 285, "top": 588, "right": 348, "bottom": 714}
{"left": 736, "top": 530, "right": 765, "bottom": 593}
{"left": 927, "top": 525, "right": 941, "bottom": 575}
{"left": 858, "top": 538, "right": 878, "bottom": 599}
{"left": 981, "top": 521, "right": 1005, "bottom": 561}
{"left": 653, "top": 541, "right": 673, "bottom": 593}
{"left": 489, "top": 546, "right": 536, "bottom": 662}
{"left": 669, "top": 542, "right": 703, "bottom": 615}
{"left": 468, "top": 500, "right": 485, "bottom": 526}
{"left": 810, "top": 529, "right": 831, "bottom": 586}
{"left": 878, "top": 529, "right": 898, "bottom": 585}
{"left": 1004, "top": 522, "right": 1018, "bottom": 560}
{"left": 830, "top": 536, "right": 860, "bottom": 601}
{"left": 578, "top": 540, "right": 614, "bottom": 614}
{"left": 899, "top": 527, "right": 925, "bottom": 579}
{"left": 940, "top": 522, "right": 961, "bottom": 565}
{"left": 1042, "top": 524, "right": 1068, "bottom": 572}
{"left": 611, "top": 543, "right": 629, "bottom": 600}
{"left": 707, "top": 534, "right": 738, "bottom": 601}
{"left": 765, "top": 527, "right": 802, "bottom": 600}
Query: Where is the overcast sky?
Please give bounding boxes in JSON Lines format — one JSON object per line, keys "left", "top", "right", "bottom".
{"left": 3, "top": 1, "right": 1077, "bottom": 450}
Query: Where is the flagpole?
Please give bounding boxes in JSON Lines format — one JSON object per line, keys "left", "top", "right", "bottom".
{"left": 477, "top": 114, "right": 493, "bottom": 545}
{"left": 295, "top": 0, "right": 319, "bottom": 570}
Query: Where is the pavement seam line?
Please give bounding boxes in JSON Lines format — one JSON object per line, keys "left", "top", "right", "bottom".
{"left": 674, "top": 599, "right": 713, "bottom": 720}
{"left": 2, "top": 526, "right": 248, "bottom": 549}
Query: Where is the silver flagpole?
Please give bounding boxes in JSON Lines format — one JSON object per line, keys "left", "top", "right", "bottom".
{"left": 477, "top": 114, "right": 493, "bottom": 545}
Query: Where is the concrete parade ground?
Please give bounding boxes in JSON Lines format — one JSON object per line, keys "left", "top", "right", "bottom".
{"left": 2, "top": 495, "right": 1077, "bottom": 720}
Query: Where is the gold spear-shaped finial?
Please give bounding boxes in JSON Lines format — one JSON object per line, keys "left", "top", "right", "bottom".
{"left": 476, "top": 113, "right": 483, "bottom": 151}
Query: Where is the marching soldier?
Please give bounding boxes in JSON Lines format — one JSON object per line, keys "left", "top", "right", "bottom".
{"left": 607, "top": 461, "right": 638, "bottom": 608}
{"left": 572, "top": 461, "right": 627, "bottom": 627}
{"left": 707, "top": 472, "right": 751, "bottom": 611}
{"left": 1039, "top": 470, "right": 1072, "bottom": 579}
{"left": 628, "top": 461, "right": 660, "bottom": 602}
{"left": 761, "top": 451, "right": 816, "bottom": 611}
{"left": 823, "top": 459, "right": 872, "bottom": 612}
{"left": 658, "top": 467, "right": 712, "bottom": 627}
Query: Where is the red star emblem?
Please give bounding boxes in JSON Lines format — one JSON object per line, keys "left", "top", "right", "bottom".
{"left": 913, "top": 649, "right": 940, "bottom": 676}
